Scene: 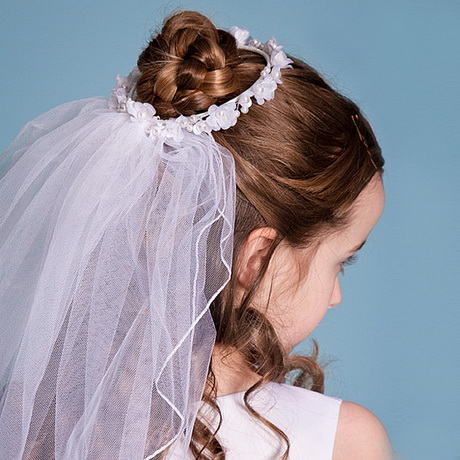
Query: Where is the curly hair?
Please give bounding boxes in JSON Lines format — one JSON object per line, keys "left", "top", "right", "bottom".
{"left": 135, "top": 10, "right": 384, "bottom": 459}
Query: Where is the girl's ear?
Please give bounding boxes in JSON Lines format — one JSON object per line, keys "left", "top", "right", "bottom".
{"left": 236, "top": 227, "right": 278, "bottom": 289}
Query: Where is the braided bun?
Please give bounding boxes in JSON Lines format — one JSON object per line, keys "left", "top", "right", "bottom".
{"left": 136, "top": 11, "right": 254, "bottom": 117}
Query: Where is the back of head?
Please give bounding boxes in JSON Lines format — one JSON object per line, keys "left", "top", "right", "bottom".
{"left": 136, "top": 10, "right": 383, "bottom": 243}
{"left": 137, "top": 9, "right": 385, "bottom": 458}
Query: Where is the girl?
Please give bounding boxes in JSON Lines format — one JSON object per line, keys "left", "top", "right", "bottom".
{"left": 0, "top": 10, "right": 392, "bottom": 460}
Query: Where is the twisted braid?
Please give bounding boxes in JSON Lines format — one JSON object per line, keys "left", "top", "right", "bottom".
{"left": 136, "top": 11, "right": 245, "bottom": 117}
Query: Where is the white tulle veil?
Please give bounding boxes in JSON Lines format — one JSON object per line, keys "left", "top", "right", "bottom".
{"left": 0, "top": 96, "right": 235, "bottom": 459}
{"left": 0, "top": 24, "right": 293, "bottom": 459}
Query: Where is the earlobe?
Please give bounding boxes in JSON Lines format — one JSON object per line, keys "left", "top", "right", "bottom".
{"left": 236, "top": 227, "right": 278, "bottom": 289}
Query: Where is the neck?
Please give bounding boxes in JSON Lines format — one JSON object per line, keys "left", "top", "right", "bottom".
{"left": 211, "top": 344, "right": 261, "bottom": 397}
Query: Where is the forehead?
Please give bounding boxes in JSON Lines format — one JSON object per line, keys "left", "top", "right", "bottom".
{"left": 331, "top": 175, "right": 385, "bottom": 249}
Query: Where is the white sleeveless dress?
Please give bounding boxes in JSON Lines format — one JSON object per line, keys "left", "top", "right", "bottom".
{"left": 167, "top": 382, "right": 341, "bottom": 459}
{"left": 214, "top": 382, "right": 342, "bottom": 459}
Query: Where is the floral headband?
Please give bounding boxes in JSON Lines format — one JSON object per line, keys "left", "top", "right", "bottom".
{"left": 109, "top": 26, "right": 293, "bottom": 143}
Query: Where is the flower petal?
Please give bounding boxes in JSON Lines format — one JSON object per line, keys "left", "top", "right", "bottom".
{"left": 229, "top": 26, "right": 251, "bottom": 46}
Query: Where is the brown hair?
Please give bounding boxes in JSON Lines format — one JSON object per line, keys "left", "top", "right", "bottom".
{"left": 136, "top": 10, "right": 384, "bottom": 459}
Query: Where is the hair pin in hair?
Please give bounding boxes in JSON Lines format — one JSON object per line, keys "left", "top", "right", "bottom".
{"left": 108, "top": 27, "right": 293, "bottom": 143}
{"left": 351, "top": 114, "right": 378, "bottom": 170}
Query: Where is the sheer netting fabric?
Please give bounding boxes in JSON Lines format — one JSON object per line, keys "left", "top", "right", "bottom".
{"left": 0, "top": 97, "right": 236, "bottom": 459}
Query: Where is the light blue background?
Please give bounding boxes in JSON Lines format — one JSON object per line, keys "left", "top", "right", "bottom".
{"left": 1, "top": 1, "right": 458, "bottom": 459}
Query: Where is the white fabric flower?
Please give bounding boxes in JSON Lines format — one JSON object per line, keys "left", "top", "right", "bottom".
{"left": 108, "top": 87, "right": 128, "bottom": 111}
{"left": 206, "top": 103, "right": 239, "bottom": 130}
{"left": 229, "top": 26, "right": 251, "bottom": 46}
{"left": 115, "top": 74, "right": 129, "bottom": 90}
{"left": 271, "top": 49, "right": 293, "bottom": 69}
{"left": 251, "top": 74, "right": 277, "bottom": 105}
{"left": 177, "top": 115, "right": 193, "bottom": 132}
{"left": 264, "top": 36, "right": 283, "bottom": 54}
{"left": 164, "top": 119, "right": 184, "bottom": 143}
{"left": 192, "top": 120, "right": 213, "bottom": 135}
{"left": 126, "top": 100, "right": 156, "bottom": 122}
{"left": 109, "top": 74, "right": 130, "bottom": 110}
{"left": 270, "top": 66, "right": 283, "bottom": 84}
{"left": 113, "top": 87, "right": 127, "bottom": 104}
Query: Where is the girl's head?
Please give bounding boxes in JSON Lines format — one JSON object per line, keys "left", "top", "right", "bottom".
{"left": 136, "top": 8, "right": 384, "bottom": 347}
{"left": 135, "top": 9, "right": 384, "bottom": 456}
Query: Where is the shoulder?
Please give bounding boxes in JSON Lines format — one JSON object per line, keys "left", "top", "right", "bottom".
{"left": 333, "top": 401, "right": 394, "bottom": 460}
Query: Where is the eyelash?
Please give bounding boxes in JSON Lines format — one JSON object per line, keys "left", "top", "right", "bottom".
{"left": 340, "top": 254, "right": 358, "bottom": 274}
